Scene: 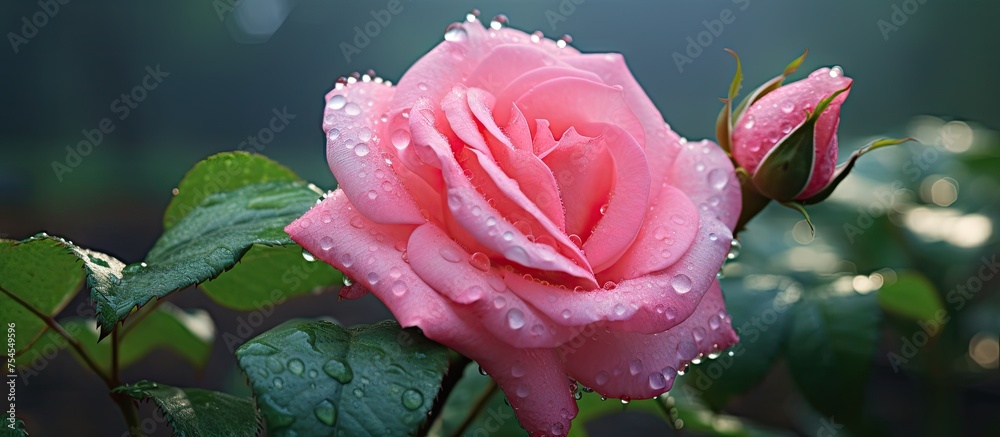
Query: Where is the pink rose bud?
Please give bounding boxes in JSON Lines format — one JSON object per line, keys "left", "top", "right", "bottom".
{"left": 717, "top": 51, "right": 912, "bottom": 230}
{"left": 731, "top": 67, "right": 852, "bottom": 202}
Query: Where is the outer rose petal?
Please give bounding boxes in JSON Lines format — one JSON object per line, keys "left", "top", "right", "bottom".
{"left": 323, "top": 81, "right": 425, "bottom": 225}
{"left": 667, "top": 139, "right": 743, "bottom": 231}
{"left": 286, "top": 191, "right": 577, "bottom": 436}
{"left": 560, "top": 281, "right": 738, "bottom": 399}
{"left": 505, "top": 212, "right": 732, "bottom": 335}
{"left": 406, "top": 224, "right": 578, "bottom": 349}
{"left": 731, "top": 67, "right": 852, "bottom": 199}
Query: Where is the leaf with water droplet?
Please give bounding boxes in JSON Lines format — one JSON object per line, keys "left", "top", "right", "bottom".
{"left": 113, "top": 380, "right": 259, "bottom": 437}
{"left": 237, "top": 320, "right": 448, "bottom": 436}
{"left": 91, "top": 177, "right": 322, "bottom": 335}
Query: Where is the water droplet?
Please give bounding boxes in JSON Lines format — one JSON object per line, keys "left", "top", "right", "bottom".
{"left": 614, "top": 304, "right": 626, "bottom": 317}
{"left": 561, "top": 309, "right": 572, "bottom": 319}
{"left": 665, "top": 307, "right": 678, "bottom": 322}
{"left": 417, "top": 82, "right": 428, "bottom": 91}
{"left": 727, "top": 239, "right": 742, "bottom": 260}
{"left": 340, "top": 253, "right": 354, "bottom": 268}
{"left": 672, "top": 274, "right": 692, "bottom": 294}
{"left": 599, "top": 203, "right": 609, "bottom": 215}
{"left": 367, "top": 271, "right": 379, "bottom": 285}
{"left": 676, "top": 340, "right": 697, "bottom": 361}
{"left": 288, "top": 359, "right": 304, "bottom": 376}
{"left": 353, "top": 388, "right": 365, "bottom": 398}
{"left": 743, "top": 116, "right": 755, "bottom": 129}
{"left": 478, "top": 366, "right": 488, "bottom": 376}
{"left": 530, "top": 30, "right": 543, "bottom": 43}
{"left": 693, "top": 327, "right": 706, "bottom": 343}
{"left": 596, "top": 371, "right": 610, "bottom": 386}
{"left": 319, "top": 236, "right": 334, "bottom": 251}
{"left": 444, "top": 23, "right": 467, "bottom": 42}
{"left": 493, "top": 296, "right": 507, "bottom": 309}
{"left": 328, "top": 95, "right": 346, "bottom": 110}
{"left": 502, "top": 231, "right": 514, "bottom": 242}
{"left": 489, "top": 14, "right": 508, "bottom": 30}
{"left": 323, "top": 359, "right": 353, "bottom": 384}
{"left": 551, "top": 422, "right": 566, "bottom": 436}
{"left": 654, "top": 226, "right": 668, "bottom": 240}
{"left": 401, "top": 389, "right": 423, "bottom": 410}
{"left": 568, "top": 234, "right": 583, "bottom": 247}
{"left": 171, "top": 187, "right": 179, "bottom": 196}
{"left": 354, "top": 143, "right": 370, "bottom": 157}
{"left": 708, "top": 233, "right": 718, "bottom": 242}
{"left": 621, "top": 398, "right": 631, "bottom": 405}
{"left": 266, "top": 357, "right": 285, "bottom": 373}
{"left": 273, "top": 378, "right": 284, "bottom": 389}
{"left": 439, "top": 246, "right": 462, "bottom": 262}
{"left": 391, "top": 129, "right": 410, "bottom": 149}
{"left": 344, "top": 102, "right": 361, "bottom": 116}
{"left": 469, "top": 252, "right": 490, "bottom": 271}
{"left": 466, "top": 9, "right": 480, "bottom": 22}
{"left": 507, "top": 308, "right": 525, "bottom": 329}
{"left": 829, "top": 66, "right": 843, "bottom": 77}
{"left": 314, "top": 399, "right": 337, "bottom": 426}
{"left": 511, "top": 362, "right": 526, "bottom": 378}
{"left": 781, "top": 102, "right": 795, "bottom": 114}
{"left": 516, "top": 384, "right": 530, "bottom": 398}
{"left": 603, "top": 281, "right": 618, "bottom": 290}
{"left": 671, "top": 214, "right": 686, "bottom": 225}
{"left": 629, "top": 359, "right": 642, "bottom": 376}
{"left": 301, "top": 249, "right": 316, "bottom": 263}
{"left": 709, "top": 314, "right": 722, "bottom": 330}
{"left": 358, "top": 127, "right": 372, "bottom": 142}
{"left": 391, "top": 280, "right": 407, "bottom": 296}
{"left": 708, "top": 169, "right": 727, "bottom": 190}
{"left": 556, "top": 34, "right": 572, "bottom": 48}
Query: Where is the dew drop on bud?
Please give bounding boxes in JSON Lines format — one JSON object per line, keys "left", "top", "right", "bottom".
{"left": 490, "top": 14, "right": 508, "bottom": 30}
{"left": 444, "top": 23, "right": 467, "bottom": 42}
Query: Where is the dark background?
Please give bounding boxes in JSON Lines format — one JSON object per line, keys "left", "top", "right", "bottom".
{"left": 1, "top": 1, "right": 997, "bottom": 435}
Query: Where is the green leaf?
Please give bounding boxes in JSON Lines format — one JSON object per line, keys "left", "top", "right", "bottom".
{"left": 200, "top": 244, "right": 341, "bottom": 310}
{"left": 0, "top": 417, "right": 28, "bottom": 437}
{"left": 428, "top": 362, "right": 525, "bottom": 437}
{"left": 877, "top": 272, "right": 943, "bottom": 321}
{"left": 0, "top": 235, "right": 85, "bottom": 353}
{"left": 163, "top": 151, "right": 300, "bottom": 229}
{"left": 786, "top": 283, "right": 881, "bottom": 421}
{"left": 18, "top": 302, "right": 214, "bottom": 374}
{"left": 91, "top": 180, "right": 322, "bottom": 335}
{"left": 236, "top": 320, "right": 449, "bottom": 436}
{"left": 114, "top": 380, "right": 259, "bottom": 437}
{"left": 695, "top": 276, "right": 798, "bottom": 410}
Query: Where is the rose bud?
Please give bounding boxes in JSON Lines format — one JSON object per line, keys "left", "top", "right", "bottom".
{"left": 287, "top": 16, "right": 742, "bottom": 436}
{"left": 718, "top": 50, "right": 911, "bottom": 228}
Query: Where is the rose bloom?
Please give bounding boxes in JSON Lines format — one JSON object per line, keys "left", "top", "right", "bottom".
{"left": 731, "top": 67, "right": 853, "bottom": 201}
{"left": 288, "top": 18, "right": 741, "bottom": 435}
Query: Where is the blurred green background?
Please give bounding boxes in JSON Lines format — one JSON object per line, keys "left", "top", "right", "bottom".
{"left": 1, "top": 0, "right": 997, "bottom": 436}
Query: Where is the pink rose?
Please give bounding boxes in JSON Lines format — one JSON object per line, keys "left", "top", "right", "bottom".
{"left": 731, "top": 67, "right": 853, "bottom": 202}
{"left": 287, "top": 18, "right": 741, "bottom": 435}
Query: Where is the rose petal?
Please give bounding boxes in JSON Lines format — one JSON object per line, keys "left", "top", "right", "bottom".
{"left": 286, "top": 190, "right": 577, "bottom": 436}
{"left": 560, "top": 281, "right": 739, "bottom": 399}
{"left": 407, "top": 224, "right": 578, "bottom": 348}
{"left": 492, "top": 66, "right": 604, "bottom": 127}
{"left": 533, "top": 119, "right": 558, "bottom": 158}
{"left": 505, "top": 211, "right": 732, "bottom": 335}
{"left": 323, "top": 82, "right": 425, "bottom": 225}
{"left": 542, "top": 128, "right": 613, "bottom": 239}
{"left": 579, "top": 124, "right": 651, "bottom": 272}
{"left": 600, "top": 184, "right": 699, "bottom": 281}
{"left": 667, "top": 139, "right": 743, "bottom": 232}
{"left": 514, "top": 76, "right": 645, "bottom": 144}
{"left": 408, "top": 99, "right": 598, "bottom": 287}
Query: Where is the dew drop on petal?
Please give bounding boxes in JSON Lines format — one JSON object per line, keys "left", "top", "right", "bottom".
{"left": 596, "top": 371, "right": 610, "bottom": 386}
{"left": 444, "top": 23, "right": 467, "bottom": 41}
{"left": 344, "top": 102, "right": 361, "bottom": 116}
{"left": 439, "top": 246, "right": 462, "bottom": 262}
{"left": 354, "top": 143, "right": 370, "bottom": 157}
{"left": 511, "top": 362, "right": 526, "bottom": 378}
{"left": 506, "top": 308, "right": 525, "bottom": 329}
{"left": 391, "top": 280, "right": 407, "bottom": 296}
{"left": 629, "top": 359, "right": 642, "bottom": 376}
{"left": 648, "top": 372, "right": 667, "bottom": 390}
{"left": 469, "top": 252, "right": 491, "bottom": 272}
{"left": 671, "top": 274, "right": 692, "bottom": 294}
{"left": 328, "top": 95, "right": 346, "bottom": 110}
{"left": 708, "top": 169, "right": 727, "bottom": 190}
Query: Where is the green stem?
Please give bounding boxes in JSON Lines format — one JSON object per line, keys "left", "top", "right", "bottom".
{"left": 111, "top": 391, "right": 144, "bottom": 436}
{"left": 421, "top": 354, "right": 472, "bottom": 436}
{"left": 0, "top": 285, "right": 111, "bottom": 385}
{"left": 448, "top": 378, "right": 498, "bottom": 437}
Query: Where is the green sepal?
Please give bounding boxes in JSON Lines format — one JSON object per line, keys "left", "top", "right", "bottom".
{"left": 752, "top": 84, "right": 851, "bottom": 202}
{"left": 732, "top": 49, "right": 809, "bottom": 123}
{"left": 715, "top": 49, "right": 743, "bottom": 154}
{"left": 779, "top": 201, "right": 815, "bottom": 236}
{"left": 802, "top": 137, "right": 915, "bottom": 205}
